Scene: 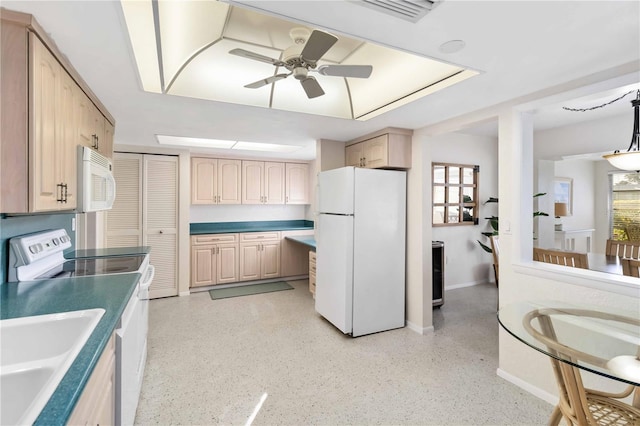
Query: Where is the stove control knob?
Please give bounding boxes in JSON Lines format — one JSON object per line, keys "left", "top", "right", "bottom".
{"left": 29, "top": 244, "right": 43, "bottom": 254}
{"left": 52, "top": 238, "right": 60, "bottom": 246}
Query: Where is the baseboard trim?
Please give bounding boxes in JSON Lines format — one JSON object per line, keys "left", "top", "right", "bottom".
{"left": 496, "top": 368, "right": 558, "bottom": 406}
{"left": 406, "top": 320, "right": 435, "bottom": 335}
{"left": 445, "top": 280, "right": 489, "bottom": 291}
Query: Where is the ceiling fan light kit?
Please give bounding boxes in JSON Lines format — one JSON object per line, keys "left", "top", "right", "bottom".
{"left": 603, "top": 90, "right": 640, "bottom": 171}
{"left": 229, "top": 28, "right": 374, "bottom": 98}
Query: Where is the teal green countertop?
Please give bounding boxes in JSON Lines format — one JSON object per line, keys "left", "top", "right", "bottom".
{"left": 67, "top": 246, "right": 151, "bottom": 259}
{"left": 191, "top": 220, "right": 314, "bottom": 234}
{"left": 0, "top": 274, "right": 140, "bottom": 426}
{"left": 285, "top": 235, "right": 316, "bottom": 250}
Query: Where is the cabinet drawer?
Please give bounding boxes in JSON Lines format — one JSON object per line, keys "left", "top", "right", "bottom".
{"left": 240, "top": 232, "right": 280, "bottom": 242}
{"left": 192, "top": 233, "right": 238, "bottom": 245}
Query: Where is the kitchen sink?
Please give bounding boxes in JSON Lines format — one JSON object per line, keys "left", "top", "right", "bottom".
{"left": 0, "top": 308, "right": 105, "bottom": 425}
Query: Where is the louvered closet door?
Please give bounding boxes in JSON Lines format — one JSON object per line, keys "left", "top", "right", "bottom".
{"left": 144, "top": 155, "right": 179, "bottom": 299}
{"left": 107, "top": 153, "right": 143, "bottom": 248}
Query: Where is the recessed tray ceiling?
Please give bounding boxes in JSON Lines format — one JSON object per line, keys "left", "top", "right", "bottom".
{"left": 121, "top": 0, "right": 478, "bottom": 120}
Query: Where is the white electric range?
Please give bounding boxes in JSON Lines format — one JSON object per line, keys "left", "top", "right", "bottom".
{"left": 8, "top": 229, "right": 153, "bottom": 426}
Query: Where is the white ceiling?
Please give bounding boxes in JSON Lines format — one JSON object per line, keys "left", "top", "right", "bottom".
{"left": 3, "top": 0, "right": 639, "bottom": 160}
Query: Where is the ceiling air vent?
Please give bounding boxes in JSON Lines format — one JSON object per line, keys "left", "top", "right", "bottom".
{"left": 353, "top": 0, "right": 440, "bottom": 23}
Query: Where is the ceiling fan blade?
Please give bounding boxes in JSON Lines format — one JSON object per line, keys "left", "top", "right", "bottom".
{"left": 300, "top": 30, "right": 338, "bottom": 63}
{"left": 316, "top": 65, "right": 373, "bottom": 78}
{"left": 244, "top": 73, "right": 289, "bottom": 89}
{"left": 229, "top": 48, "right": 284, "bottom": 66}
{"left": 300, "top": 76, "right": 324, "bottom": 99}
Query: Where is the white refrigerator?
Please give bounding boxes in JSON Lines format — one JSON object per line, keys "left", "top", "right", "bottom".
{"left": 316, "top": 166, "right": 406, "bottom": 337}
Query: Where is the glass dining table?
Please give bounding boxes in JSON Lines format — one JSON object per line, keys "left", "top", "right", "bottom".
{"left": 498, "top": 300, "right": 640, "bottom": 424}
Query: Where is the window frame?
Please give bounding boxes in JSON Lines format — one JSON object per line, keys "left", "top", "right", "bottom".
{"left": 432, "top": 162, "right": 479, "bottom": 227}
{"left": 608, "top": 170, "right": 640, "bottom": 240}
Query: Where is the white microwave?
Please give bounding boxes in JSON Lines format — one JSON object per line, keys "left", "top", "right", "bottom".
{"left": 77, "top": 145, "right": 116, "bottom": 212}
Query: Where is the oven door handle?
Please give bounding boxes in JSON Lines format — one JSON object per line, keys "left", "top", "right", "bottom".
{"left": 140, "top": 264, "right": 155, "bottom": 289}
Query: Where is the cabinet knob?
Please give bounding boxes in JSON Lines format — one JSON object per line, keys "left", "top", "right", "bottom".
{"left": 159, "top": 230, "right": 164, "bottom": 234}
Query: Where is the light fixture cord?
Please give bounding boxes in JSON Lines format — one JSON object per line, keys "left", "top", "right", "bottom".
{"left": 562, "top": 90, "right": 636, "bottom": 112}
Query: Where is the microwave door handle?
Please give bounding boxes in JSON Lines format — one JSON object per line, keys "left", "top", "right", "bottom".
{"left": 106, "top": 171, "right": 117, "bottom": 208}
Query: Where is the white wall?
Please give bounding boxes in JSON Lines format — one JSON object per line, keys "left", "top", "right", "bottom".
{"left": 534, "top": 113, "right": 630, "bottom": 253}
{"left": 190, "top": 204, "right": 308, "bottom": 223}
{"left": 430, "top": 132, "right": 499, "bottom": 288}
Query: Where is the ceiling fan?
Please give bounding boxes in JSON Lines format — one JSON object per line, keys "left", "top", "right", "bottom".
{"left": 229, "top": 28, "right": 373, "bottom": 99}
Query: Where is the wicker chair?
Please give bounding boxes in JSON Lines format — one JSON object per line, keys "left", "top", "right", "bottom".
{"left": 524, "top": 309, "right": 640, "bottom": 425}
{"left": 533, "top": 248, "right": 589, "bottom": 269}
{"left": 606, "top": 240, "right": 640, "bottom": 259}
{"left": 621, "top": 258, "right": 640, "bottom": 277}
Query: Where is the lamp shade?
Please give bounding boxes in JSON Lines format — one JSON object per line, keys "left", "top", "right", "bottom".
{"left": 554, "top": 202, "right": 568, "bottom": 217}
{"left": 603, "top": 151, "right": 640, "bottom": 171}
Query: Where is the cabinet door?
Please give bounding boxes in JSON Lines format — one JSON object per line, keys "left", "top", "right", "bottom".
{"left": 144, "top": 155, "right": 179, "bottom": 299}
{"left": 242, "top": 160, "right": 263, "bottom": 204}
{"left": 75, "top": 86, "right": 95, "bottom": 149}
{"left": 345, "top": 143, "right": 363, "bottom": 167}
{"left": 264, "top": 162, "right": 285, "bottom": 204}
{"left": 101, "top": 119, "right": 114, "bottom": 159}
{"left": 261, "top": 241, "right": 281, "bottom": 279}
{"left": 285, "top": 163, "right": 309, "bottom": 204}
{"left": 364, "top": 135, "right": 388, "bottom": 169}
{"left": 31, "top": 35, "right": 61, "bottom": 211}
{"left": 91, "top": 105, "right": 105, "bottom": 152}
{"left": 191, "top": 157, "right": 216, "bottom": 204}
{"left": 107, "top": 153, "right": 143, "bottom": 247}
{"left": 59, "top": 70, "right": 77, "bottom": 209}
{"left": 217, "top": 159, "right": 241, "bottom": 204}
{"left": 239, "top": 242, "right": 261, "bottom": 281}
{"left": 217, "top": 243, "right": 239, "bottom": 284}
{"left": 191, "top": 245, "right": 216, "bottom": 287}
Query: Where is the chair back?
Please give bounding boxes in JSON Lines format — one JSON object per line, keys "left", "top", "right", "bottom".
{"left": 605, "top": 239, "right": 640, "bottom": 258}
{"left": 625, "top": 224, "right": 640, "bottom": 241}
{"left": 533, "top": 248, "right": 589, "bottom": 269}
{"left": 621, "top": 258, "right": 640, "bottom": 277}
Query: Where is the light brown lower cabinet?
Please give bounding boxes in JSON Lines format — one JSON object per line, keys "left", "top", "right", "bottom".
{"left": 309, "top": 251, "right": 317, "bottom": 295}
{"left": 190, "top": 234, "right": 239, "bottom": 287}
{"left": 239, "top": 232, "right": 281, "bottom": 281}
{"left": 67, "top": 333, "right": 115, "bottom": 426}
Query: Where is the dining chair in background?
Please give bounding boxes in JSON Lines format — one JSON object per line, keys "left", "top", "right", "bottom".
{"left": 625, "top": 224, "right": 640, "bottom": 241}
{"left": 606, "top": 239, "right": 640, "bottom": 259}
{"left": 621, "top": 258, "right": 640, "bottom": 277}
{"left": 533, "top": 248, "right": 589, "bottom": 269}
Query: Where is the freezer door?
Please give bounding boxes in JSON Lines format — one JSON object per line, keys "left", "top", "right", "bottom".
{"left": 318, "top": 167, "right": 354, "bottom": 215}
{"left": 315, "top": 213, "right": 354, "bottom": 334}
{"left": 352, "top": 168, "right": 406, "bottom": 337}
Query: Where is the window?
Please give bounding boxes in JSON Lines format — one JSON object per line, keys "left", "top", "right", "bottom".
{"left": 609, "top": 171, "right": 640, "bottom": 240}
{"left": 432, "top": 163, "right": 479, "bottom": 226}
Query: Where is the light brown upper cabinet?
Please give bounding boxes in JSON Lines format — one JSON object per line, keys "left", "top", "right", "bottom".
{"left": 191, "top": 158, "right": 242, "bottom": 205}
{"left": 0, "top": 10, "right": 115, "bottom": 213}
{"left": 285, "top": 163, "right": 310, "bottom": 204}
{"left": 242, "top": 161, "right": 285, "bottom": 205}
{"left": 345, "top": 129, "right": 412, "bottom": 170}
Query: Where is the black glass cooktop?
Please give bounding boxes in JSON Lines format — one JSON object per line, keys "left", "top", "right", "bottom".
{"left": 37, "top": 255, "right": 147, "bottom": 279}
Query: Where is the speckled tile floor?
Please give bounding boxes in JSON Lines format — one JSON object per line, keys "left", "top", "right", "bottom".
{"left": 135, "top": 281, "right": 552, "bottom": 425}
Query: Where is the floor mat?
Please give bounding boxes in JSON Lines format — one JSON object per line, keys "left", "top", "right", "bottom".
{"left": 209, "top": 281, "right": 294, "bottom": 300}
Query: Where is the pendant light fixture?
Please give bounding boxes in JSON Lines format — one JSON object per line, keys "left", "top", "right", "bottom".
{"left": 603, "top": 90, "right": 640, "bottom": 171}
